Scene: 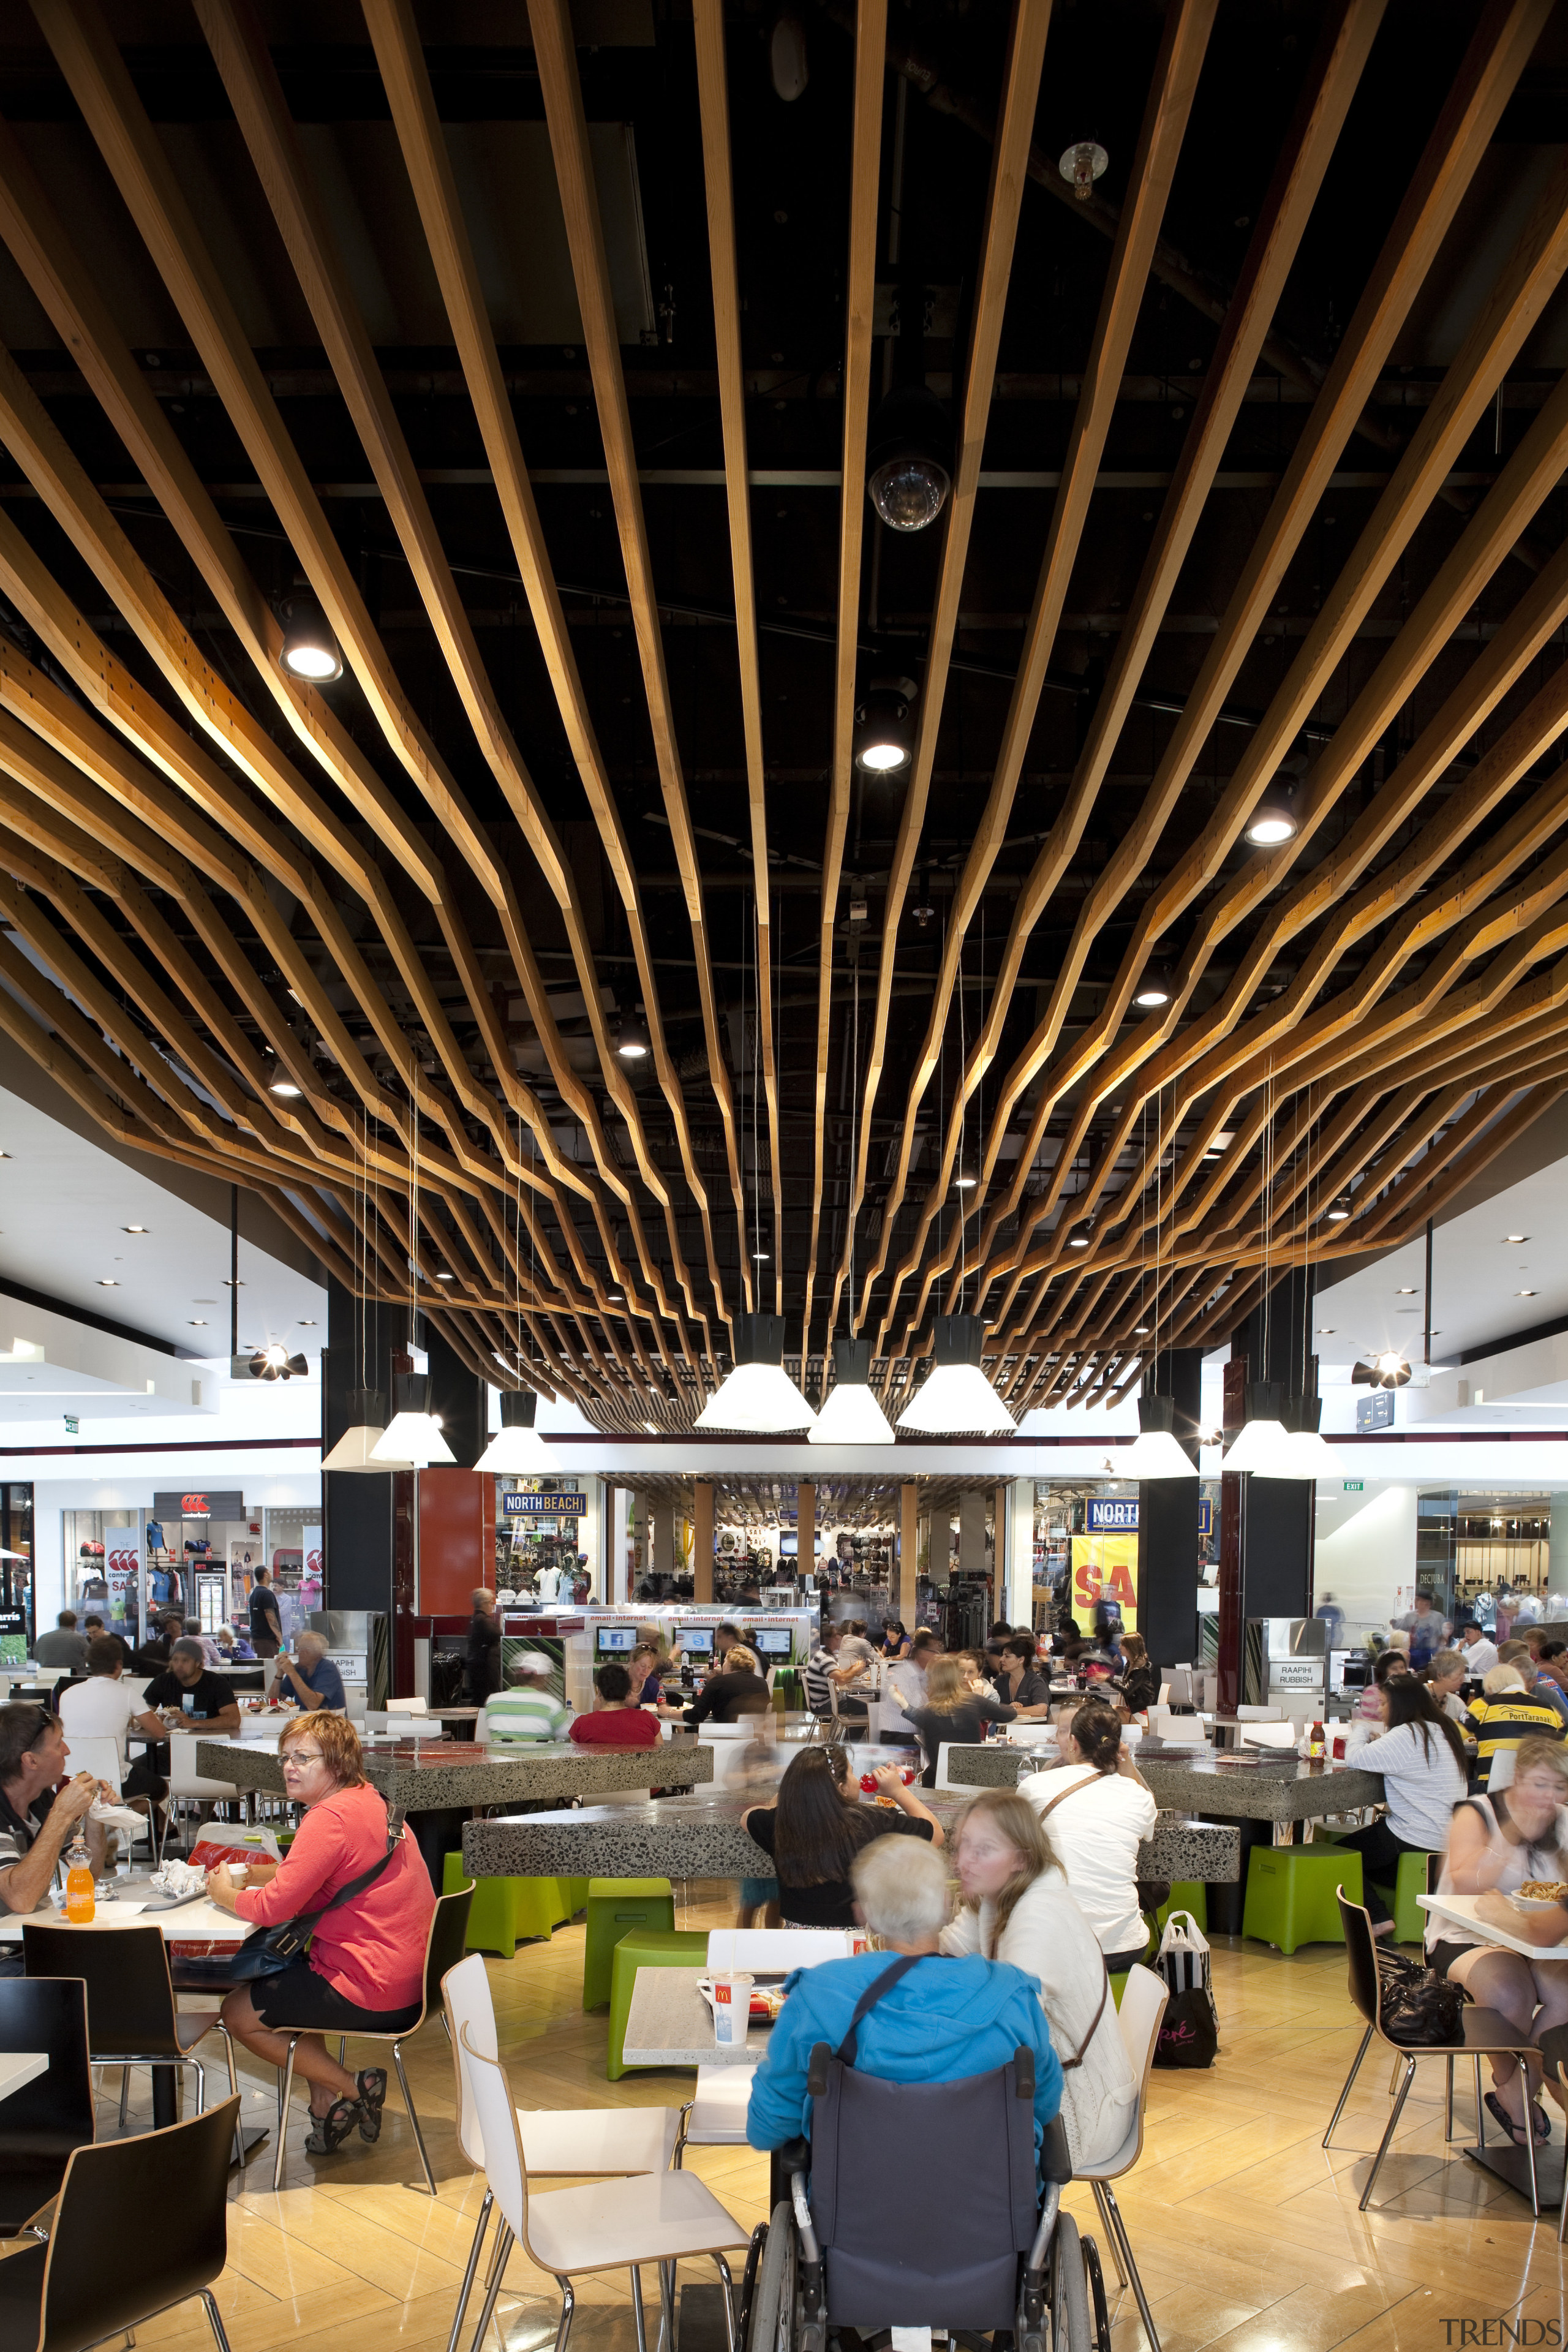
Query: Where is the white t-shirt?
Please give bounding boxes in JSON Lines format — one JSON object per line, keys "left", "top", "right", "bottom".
{"left": 58, "top": 1675, "right": 144, "bottom": 1759}
{"left": 1461, "top": 1638, "right": 1499, "bottom": 1676}
{"left": 1017, "top": 1763, "right": 1159, "bottom": 1958}
{"left": 1355, "top": 1719, "right": 1468, "bottom": 1847}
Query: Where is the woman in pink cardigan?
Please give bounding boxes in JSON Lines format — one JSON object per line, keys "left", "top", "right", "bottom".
{"left": 205, "top": 1713, "right": 434, "bottom": 2157}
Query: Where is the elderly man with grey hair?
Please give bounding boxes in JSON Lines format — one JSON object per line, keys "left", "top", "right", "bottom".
{"left": 268, "top": 1628, "right": 347, "bottom": 1714}
{"left": 745, "top": 1834, "right": 1063, "bottom": 2172}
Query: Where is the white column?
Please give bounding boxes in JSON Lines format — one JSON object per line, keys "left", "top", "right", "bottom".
{"left": 614, "top": 1485, "right": 631, "bottom": 1604}
{"left": 1000, "top": 1479, "right": 1036, "bottom": 1630}
{"left": 578, "top": 1479, "right": 602, "bottom": 1600}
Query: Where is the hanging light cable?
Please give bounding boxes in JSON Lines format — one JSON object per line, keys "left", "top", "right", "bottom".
{"left": 324, "top": 1108, "right": 408, "bottom": 1469}
{"left": 813, "top": 959, "right": 892, "bottom": 1442}
{"left": 1125, "top": 1084, "right": 1195, "bottom": 1479}
{"left": 1264, "top": 1082, "right": 1337, "bottom": 1480}
{"left": 1224, "top": 1063, "right": 1294, "bottom": 1476}
{"left": 372, "top": 1056, "right": 451, "bottom": 1466}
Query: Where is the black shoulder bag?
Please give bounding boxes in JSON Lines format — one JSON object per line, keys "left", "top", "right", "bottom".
{"left": 227, "top": 1801, "right": 407, "bottom": 1982}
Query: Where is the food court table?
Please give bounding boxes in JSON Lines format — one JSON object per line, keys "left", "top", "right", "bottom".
{"left": 1420, "top": 1891, "right": 1568, "bottom": 2211}
{"left": 1, "top": 1896, "right": 254, "bottom": 2138}
{"left": 462, "top": 1789, "right": 1235, "bottom": 1888}
{"left": 622, "top": 1964, "right": 759, "bottom": 2069}
{"left": 198, "top": 1735, "right": 715, "bottom": 1885}
{"left": 0, "top": 2052, "right": 45, "bottom": 2104}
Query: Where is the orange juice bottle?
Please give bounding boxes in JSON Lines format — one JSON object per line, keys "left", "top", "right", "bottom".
{"left": 64, "top": 1835, "right": 94, "bottom": 1924}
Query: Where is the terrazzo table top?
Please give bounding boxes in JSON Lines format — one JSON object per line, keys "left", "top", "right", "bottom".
{"left": 941, "top": 1743, "right": 1385, "bottom": 1820}
{"left": 462, "top": 1790, "right": 1240, "bottom": 1882}
{"left": 196, "top": 1736, "right": 714, "bottom": 1807}
{"left": 622, "top": 1967, "right": 763, "bottom": 2068}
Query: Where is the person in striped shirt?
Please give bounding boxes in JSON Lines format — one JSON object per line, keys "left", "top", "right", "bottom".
{"left": 480, "top": 1653, "right": 570, "bottom": 1744}
{"left": 1464, "top": 1662, "right": 1566, "bottom": 1793}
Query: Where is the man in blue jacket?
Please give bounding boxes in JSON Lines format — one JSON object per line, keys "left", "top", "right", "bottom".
{"left": 747, "top": 1835, "right": 1063, "bottom": 2174}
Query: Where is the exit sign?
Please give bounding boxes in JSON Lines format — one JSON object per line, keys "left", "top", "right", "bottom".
{"left": 1343, "top": 1480, "right": 1364, "bottom": 1491}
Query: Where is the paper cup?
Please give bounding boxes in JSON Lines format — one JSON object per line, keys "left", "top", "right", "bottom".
{"left": 702, "top": 1971, "right": 754, "bottom": 2045}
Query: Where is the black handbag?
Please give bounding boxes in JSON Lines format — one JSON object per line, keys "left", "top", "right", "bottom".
{"left": 226, "top": 1802, "right": 407, "bottom": 1982}
{"left": 1376, "top": 1950, "right": 1466, "bottom": 2046}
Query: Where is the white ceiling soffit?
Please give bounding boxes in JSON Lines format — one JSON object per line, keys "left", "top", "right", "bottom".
{"left": 0, "top": 1300, "right": 208, "bottom": 1422}
{"left": 0, "top": 1074, "right": 326, "bottom": 1364}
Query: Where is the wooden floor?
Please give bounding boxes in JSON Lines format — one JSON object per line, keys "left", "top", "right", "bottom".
{"left": 17, "top": 1890, "right": 1568, "bottom": 2352}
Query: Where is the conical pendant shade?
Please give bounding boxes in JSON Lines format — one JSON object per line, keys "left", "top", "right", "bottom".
{"left": 1257, "top": 1393, "right": 1338, "bottom": 1480}
{"left": 1120, "top": 1392, "right": 1197, "bottom": 1480}
{"left": 1223, "top": 1381, "right": 1293, "bottom": 1477}
{"left": 475, "top": 1387, "right": 556, "bottom": 1473}
{"left": 810, "top": 1337, "right": 894, "bottom": 1444}
{"left": 371, "top": 1373, "right": 455, "bottom": 1467}
{"left": 322, "top": 1390, "right": 415, "bottom": 1473}
{"left": 696, "top": 1315, "right": 816, "bottom": 1432}
{"left": 897, "top": 1316, "right": 1015, "bottom": 1435}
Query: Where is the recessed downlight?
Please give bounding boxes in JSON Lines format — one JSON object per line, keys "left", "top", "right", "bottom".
{"left": 98, "top": 1278, "right": 119, "bottom": 1287}
{"left": 1504, "top": 1234, "right": 1530, "bottom": 1244}
{"left": 1396, "top": 1287, "right": 1417, "bottom": 1295}
{"left": 1518, "top": 1289, "right": 1538, "bottom": 1297}
{"left": 122, "top": 1224, "right": 149, "bottom": 1234}
{"left": 189, "top": 1318, "right": 208, "bottom": 1326}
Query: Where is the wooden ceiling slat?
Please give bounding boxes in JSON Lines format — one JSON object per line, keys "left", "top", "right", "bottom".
{"left": 357, "top": 0, "right": 730, "bottom": 1347}
{"left": 527, "top": 0, "right": 750, "bottom": 1325}
{"left": 908, "top": 0, "right": 1385, "bottom": 1287}
{"left": 827, "top": 0, "right": 1053, "bottom": 1345}
{"left": 692, "top": 0, "right": 785, "bottom": 1307}
{"left": 960, "top": 0, "right": 1555, "bottom": 1258}
{"left": 862, "top": 0, "right": 1220, "bottom": 1351}
{"left": 200, "top": 0, "right": 714, "bottom": 1341}
{"left": 799, "top": 0, "right": 889, "bottom": 1365}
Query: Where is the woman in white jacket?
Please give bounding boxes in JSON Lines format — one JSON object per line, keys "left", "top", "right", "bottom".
{"left": 940, "top": 1787, "right": 1137, "bottom": 2169}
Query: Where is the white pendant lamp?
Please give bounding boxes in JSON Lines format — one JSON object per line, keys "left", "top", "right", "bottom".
{"left": 810, "top": 1336, "right": 894, "bottom": 1444}
{"left": 323, "top": 1389, "right": 415, "bottom": 1473}
{"left": 1222, "top": 1380, "right": 1294, "bottom": 1477}
{"left": 371, "top": 1371, "right": 456, "bottom": 1468}
{"left": 1121, "top": 1392, "right": 1197, "bottom": 1480}
{"left": 695, "top": 1314, "right": 816, "bottom": 1433}
{"left": 898, "top": 1314, "right": 1016, "bottom": 1436}
{"left": 475, "top": 1387, "right": 555, "bottom": 1474}
{"left": 1257, "top": 1393, "right": 1339, "bottom": 1480}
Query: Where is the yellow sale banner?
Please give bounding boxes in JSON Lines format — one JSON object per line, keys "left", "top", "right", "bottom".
{"left": 1070, "top": 1534, "right": 1139, "bottom": 1634}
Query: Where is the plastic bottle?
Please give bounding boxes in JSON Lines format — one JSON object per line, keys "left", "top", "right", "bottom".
{"left": 1308, "top": 1720, "right": 1325, "bottom": 1761}
{"left": 64, "top": 1833, "right": 94, "bottom": 1924}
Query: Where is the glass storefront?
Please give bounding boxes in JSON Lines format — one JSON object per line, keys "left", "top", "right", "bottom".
{"left": 1416, "top": 1490, "right": 1566, "bottom": 1632}
{"left": 63, "top": 1498, "right": 320, "bottom": 1649}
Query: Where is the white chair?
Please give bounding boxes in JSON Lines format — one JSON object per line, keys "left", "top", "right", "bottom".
{"left": 456, "top": 2017, "right": 748, "bottom": 2352}
{"left": 167, "top": 1739, "right": 241, "bottom": 1850}
{"left": 440, "top": 1954, "right": 678, "bottom": 2352}
{"left": 1073, "top": 1964, "right": 1167, "bottom": 2352}
{"left": 1238, "top": 1721, "right": 1297, "bottom": 1749}
{"left": 1235, "top": 1704, "right": 1284, "bottom": 1721}
{"left": 675, "top": 1931, "right": 852, "bottom": 2162}
{"left": 58, "top": 1733, "right": 121, "bottom": 1793}
{"left": 386, "top": 1696, "right": 429, "bottom": 1716}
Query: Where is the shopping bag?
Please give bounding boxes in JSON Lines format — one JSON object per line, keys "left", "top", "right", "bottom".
{"left": 1153, "top": 1909, "right": 1218, "bottom": 2068}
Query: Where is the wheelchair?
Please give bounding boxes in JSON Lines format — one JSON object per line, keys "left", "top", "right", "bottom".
{"left": 739, "top": 2036, "right": 1105, "bottom": 2352}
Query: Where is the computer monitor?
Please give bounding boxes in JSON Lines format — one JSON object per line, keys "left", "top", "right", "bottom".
{"left": 683, "top": 1627, "right": 714, "bottom": 1658}
{"left": 595, "top": 1625, "right": 636, "bottom": 1656}
{"left": 751, "top": 1627, "right": 792, "bottom": 1659}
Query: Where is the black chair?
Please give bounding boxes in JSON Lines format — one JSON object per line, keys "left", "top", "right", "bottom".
{"left": 0, "top": 1976, "right": 94, "bottom": 2239}
{"left": 23, "top": 1923, "right": 241, "bottom": 2166}
{"left": 0, "top": 2094, "right": 239, "bottom": 2351}
{"left": 1324, "top": 1887, "right": 1541, "bottom": 2211}
{"left": 271, "top": 1880, "right": 473, "bottom": 2193}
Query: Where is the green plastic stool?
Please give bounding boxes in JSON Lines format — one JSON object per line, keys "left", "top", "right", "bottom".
{"left": 1109, "top": 1971, "right": 1129, "bottom": 2010}
{"left": 1243, "top": 1844, "right": 1363, "bottom": 1955}
{"left": 440, "top": 1854, "right": 589, "bottom": 1959}
{"left": 606, "top": 1926, "right": 709, "bottom": 2080}
{"left": 1373, "top": 1849, "right": 1433, "bottom": 1945}
{"left": 1154, "top": 1881, "right": 1208, "bottom": 1937}
{"left": 583, "top": 1877, "right": 676, "bottom": 2009}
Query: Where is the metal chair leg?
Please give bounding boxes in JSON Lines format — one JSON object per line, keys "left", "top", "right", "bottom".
{"left": 485, "top": 2220, "right": 512, "bottom": 2290}
{"left": 1359, "top": 2056, "right": 1417, "bottom": 2212}
{"left": 445, "top": 2188, "right": 494, "bottom": 2352}
{"left": 1098, "top": 2181, "right": 1160, "bottom": 2352}
{"left": 1092, "top": 2182, "right": 1128, "bottom": 2288}
{"left": 715, "top": 2252, "right": 736, "bottom": 2352}
{"left": 273, "top": 2035, "right": 303, "bottom": 2193}
{"left": 464, "top": 2235, "right": 512, "bottom": 2352}
{"left": 673, "top": 2099, "right": 693, "bottom": 2170}
{"left": 119, "top": 2067, "right": 131, "bottom": 2128}
{"left": 1322, "top": 2024, "right": 1374, "bottom": 2149}
{"left": 1523, "top": 2064, "right": 1542, "bottom": 2218}
{"left": 552, "top": 2277, "right": 576, "bottom": 2352}
{"left": 201, "top": 2290, "right": 232, "bottom": 2352}
{"left": 191, "top": 2056, "right": 205, "bottom": 2116}
{"left": 630, "top": 2267, "right": 648, "bottom": 2352}
{"left": 1444, "top": 2056, "right": 1454, "bottom": 2143}
{"left": 391, "top": 2038, "right": 437, "bottom": 2195}
{"left": 1476, "top": 2057, "right": 1485, "bottom": 2146}
{"left": 214, "top": 2024, "right": 245, "bottom": 2177}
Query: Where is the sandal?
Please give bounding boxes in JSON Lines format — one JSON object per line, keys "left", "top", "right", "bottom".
{"left": 1483, "top": 2090, "right": 1549, "bottom": 2146}
{"left": 303, "top": 2095, "right": 363, "bottom": 2156}
{"left": 355, "top": 2067, "right": 388, "bottom": 2143}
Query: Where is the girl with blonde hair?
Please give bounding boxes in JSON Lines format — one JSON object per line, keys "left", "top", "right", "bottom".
{"left": 941, "top": 1787, "right": 1136, "bottom": 2166}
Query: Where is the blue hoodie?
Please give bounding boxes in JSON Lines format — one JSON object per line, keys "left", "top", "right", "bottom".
{"left": 746, "top": 1950, "right": 1063, "bottom": 2172}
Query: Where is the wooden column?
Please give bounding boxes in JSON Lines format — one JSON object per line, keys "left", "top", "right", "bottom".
{"left": 693, "top": 1481, "right": 715, "bottom": 1603}
{"left": 797, "top": 1480, "right": 815, "bottom": 1583}
{"left": 899, "top": 1482, "right": 918, "bottom": 1624}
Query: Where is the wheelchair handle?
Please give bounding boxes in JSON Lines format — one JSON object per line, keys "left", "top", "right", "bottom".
{"left": 1013, "top": 2044, "right": 1035, "bottom": 2100}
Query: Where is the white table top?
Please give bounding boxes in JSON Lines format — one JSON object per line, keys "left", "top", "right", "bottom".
{"left": 0, "top": 2051, "right": 46, "bottom": 2102}
{"left": 622, "top": 1965, "right": 765, "bottom": 2068}
{"left": 0, "top": 1896, "right": 249, "bottom": 1944}
{"left": 1419, "top": 1890, "right": 1568, "bottom": 1960}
